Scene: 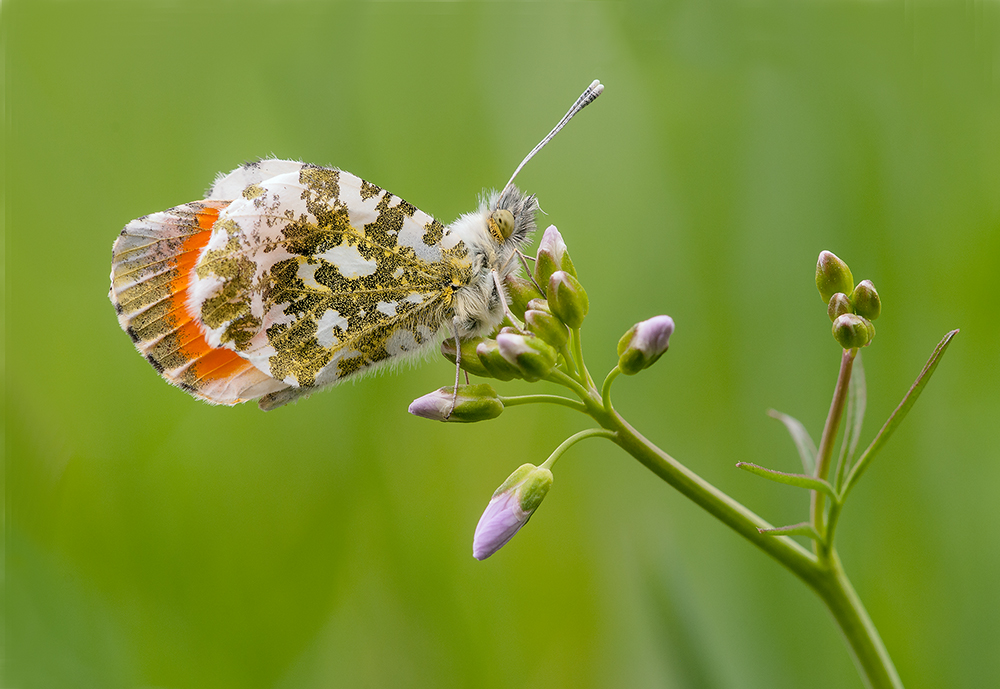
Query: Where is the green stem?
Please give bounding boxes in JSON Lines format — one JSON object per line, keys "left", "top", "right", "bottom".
{"left": 812, "top": 348, "right": 856, "bottom": 546}
{"left": 811, "top": 551, "right": 904, "bottom": 689}
{"left": 559, "top": 343, "right": 580, "bottom": 379}
{"left": 563, "top": 377, "right": 901, "bottom": 688}
{"left": 601, "top": 366, "right": 621, "bottom": 412}
{"left": 500, "top": 394, "right": 587, "bottom": 413}
{"left": 571, "top": 327, "right": 595, "bottom": 389}
{"left": 545, "top": 367, "right": 593, "bottom": 402}
{"left": 539, "top": 428, "right": 617, "bottom": 470}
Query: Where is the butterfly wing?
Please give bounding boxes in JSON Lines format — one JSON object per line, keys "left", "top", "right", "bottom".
{"left": 190, "top": 163, "right": 472, "bottom": 409}
{"left": 109, "top": 200, "right": 291, "bottom": 405}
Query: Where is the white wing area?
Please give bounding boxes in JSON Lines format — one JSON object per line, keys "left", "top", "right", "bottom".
{"left": 190, "top": 164, "right": 454, "bottom": 392}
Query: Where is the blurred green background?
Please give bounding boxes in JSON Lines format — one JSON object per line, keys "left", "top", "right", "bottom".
{"left": 6, "top": 1, "right": 999, "bottom": 687}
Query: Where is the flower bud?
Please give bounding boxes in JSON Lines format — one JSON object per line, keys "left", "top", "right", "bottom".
{"left": 441, "top": 338, "right": 492, "bottom": 378}
{"left": 617, "top": 315, "right": 675, "bottom": 375}
{"left": 408, "top": 384, "right": 504, "bottom": 423}
{"left": 547, "top": 271, "right": 589, "bottom": 329}
{"left": 827, "top": 292, "right": 852, "bottom": 322}
{"left": 816, "top": 251, "right": 854, "bottom": 304}
{"left": 473, "top": 463, "right": 553, "bottom": 560}
{"left": 525, "top": 305, "right": 569, "bottom": 348}
{"left": 534, "top": 225, "right": 577, "bottom": 286}
{"left": 496, "top": 332, "right": 558, "bottom": 382}
{"left": 475, "top": 339, "right": 521, "bottom": 381}
{"left": 503, "top": 274, "right": 543, "bottom": 321}
{"left": 832, "top": 313, "right": 872, "bottom": 349}
{"left": 850, "top": 280, "right": 881, "bottom": 321}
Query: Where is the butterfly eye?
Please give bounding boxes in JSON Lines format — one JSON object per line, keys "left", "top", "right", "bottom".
{"left": 490, "top": 209, "right": 516, "bottom": 242}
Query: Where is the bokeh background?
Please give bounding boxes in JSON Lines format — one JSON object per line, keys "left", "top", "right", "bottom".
{"left": 6, "top": 1, "right": 999, "bottom": 687}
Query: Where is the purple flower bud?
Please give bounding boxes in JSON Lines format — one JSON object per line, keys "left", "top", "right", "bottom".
{"left": 525, "top": 306, "right": 569, "bottom": 348}
{"left": 473, "top": 463, "right": 553, "bottom": 560}
{"left": 617, "top": 315, "right": 675, "bottom": 375}
{"left": 547, "top": 271, "right": 589, "bottom": 329}
{"left": 497, "top": 332, "right": 558, "bottom": 382}
{"left": 534, "top": 225, "right": 577, "bottom": 287}
{"left": 476, "top": 339, "right": 522, "bottom": 381}
{"left": 408, "top": 384, "right": 504, "bottom": 423}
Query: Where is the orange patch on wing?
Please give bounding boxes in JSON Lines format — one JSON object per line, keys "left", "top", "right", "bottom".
{"left": 169, "top": 207, "right": 219, "bottom": 315}
{"left": 188, "top": 347, "right": 252, "bottom": 385}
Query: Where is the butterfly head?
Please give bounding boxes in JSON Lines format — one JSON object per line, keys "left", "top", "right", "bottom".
{"left": 485, "top": 185, "right": 538, "bottom": 250}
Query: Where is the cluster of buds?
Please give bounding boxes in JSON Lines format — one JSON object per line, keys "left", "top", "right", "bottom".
{"left": 816, "top": 251, "right": 881, "bottom": 350}
{"left": 457, "top": 226, "right": 589, "bottom": 387}
{"left": 410, "top": 224, "right": 677, "bottom": 560}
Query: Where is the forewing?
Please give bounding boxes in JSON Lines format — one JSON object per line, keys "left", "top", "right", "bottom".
{"left": 192, "top": 165, "right": 463, "bottom": 391}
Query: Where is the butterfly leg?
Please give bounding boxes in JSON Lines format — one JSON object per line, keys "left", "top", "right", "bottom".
{"left": 514, "top": 250, "right": 546, "bottom": 295}
{"left": 491, "top": 269, "right": 523, "bottom": 327}
{"left": 446, "top": 316, "right": 463, "bottom": 419}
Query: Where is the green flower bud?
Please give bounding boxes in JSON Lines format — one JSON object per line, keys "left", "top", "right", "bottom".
{"left": 504, "top": 274, "right": 543, "bottom": 321}
{"left": 441, "top": 338, "right": 492, "bottom": 378}
{"left": 548, "top": 271, "right": 589, "bottom": 329}
{"left": 862, "top": 315, "right": 876, "bottom": 344}
{"left": 475, "top": 339, "right": 522, "bottom": 381}
{"left": 816, "top": 251, "right": 854, "bottom": 304}
{"left": 850, "top": 280, "right": 881, "bottom": 321}
{"left": 497, "top": 332, "right": 558, "bottom": 382}
{"left": 525, "top": 306, "right": 569, "bottom": 348}
{"left": 617, "top": 315, "right": 675, "bottom": 375}
{"left": 832, "top": 313, "right": 872, "bottom": 349}
{"left": 827, "top": 292, "right": 852, "bottom": 322}
{"left": 473, "top": 463, "right": 553, "bottom": 560}
{"left": 408, "top": 384, "right": 504, "bottom": 423}
{"left": 534, "top": 225, "right": 577, "bottom": 286}
{"left": 526, "top": 298, "right": 550, "bottom": 313}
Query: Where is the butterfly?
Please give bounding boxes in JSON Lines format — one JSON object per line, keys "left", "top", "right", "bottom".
{"left": 109, "top": 80, "right": 603, "bottom": 411}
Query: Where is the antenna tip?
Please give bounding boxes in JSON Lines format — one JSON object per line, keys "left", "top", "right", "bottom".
{"left": 589, "top": 79, "right": 604, "bottom": 94}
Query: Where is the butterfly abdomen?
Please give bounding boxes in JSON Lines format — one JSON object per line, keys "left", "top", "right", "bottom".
{"left": 109, "top": 201, "right": 287, "bottom": 405}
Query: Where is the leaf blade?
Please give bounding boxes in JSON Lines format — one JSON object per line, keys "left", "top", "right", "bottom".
{"left": 841, "top": 329, "right": 959, "bottom": 499}
{"left": 767, "top": 409, "right": 818, "bottom": 475}
{"left": 736, "top": 462, "right": 838, "bottom": 500}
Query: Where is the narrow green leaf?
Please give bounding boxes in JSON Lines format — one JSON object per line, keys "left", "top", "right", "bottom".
{"left": 736, "top": 462, "right": 838, "bottom": 500}
{"left": 834, "top": 352, "right": 867, "bottom": 491}
{"left": 842, "top": 329, "right": 959, "bottom": 499}
{"left": 758, "top": 522, "right": 823, "bottom": 541}
{"left": 767, "top": 409, "right": 818, "bottom": 474}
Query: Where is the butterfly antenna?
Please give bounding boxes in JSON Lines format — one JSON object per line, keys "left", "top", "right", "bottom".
{"left": 498, "top": 79, "right": 604, "bottom": 204}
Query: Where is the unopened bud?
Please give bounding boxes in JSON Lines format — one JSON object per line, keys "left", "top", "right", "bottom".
{"left": 617, "top": 315, "right": 675, "bottom": 375}
{"left": 408, "top": 384, "right": 504, "bottom": 423}
{"left": 525, "top": 303, "right": 569, "bottom": 348}
{"left": 827, "top": 293, "right": 852, "bottom": 322}
{"left": 476, "top": 339, "right": 522, "bottom": 381}
{"left": 441, "top": 338, "right": 492, "bottom": 378}
{"left": 850, "top": 280, "right": 881, "bottom": 321}
{"left": 534, "top": 225, "right": 577, "bottom": 286}
{"left": 504, "top": 274, "right": 543, "bottom": 321}
{"left": 832, "top": 313, "right": 873, "bottom": 349}
{"left": 816, "top": 251, "right": 854, "bottom": 304}
{"left": 548, "top": 271, "right": 589, "bottom": 329}
{"left": 473, "top": 463, "right": 553, "bottom": 560}
{"left": 497, "top": 332, "right": 558, "bottom": 382}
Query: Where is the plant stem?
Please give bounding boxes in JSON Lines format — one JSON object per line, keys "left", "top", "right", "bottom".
{"left": 812, "top": 348, "right": 857, "bottom": 544}
{"left": 500, "top": 394, "right": 587, "bottom": 413}
{"left": 571, "top": 383, "right": 902, "bottom": 687}
{"left": 810, "top": 552, "right": 904, "bottom": 689}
